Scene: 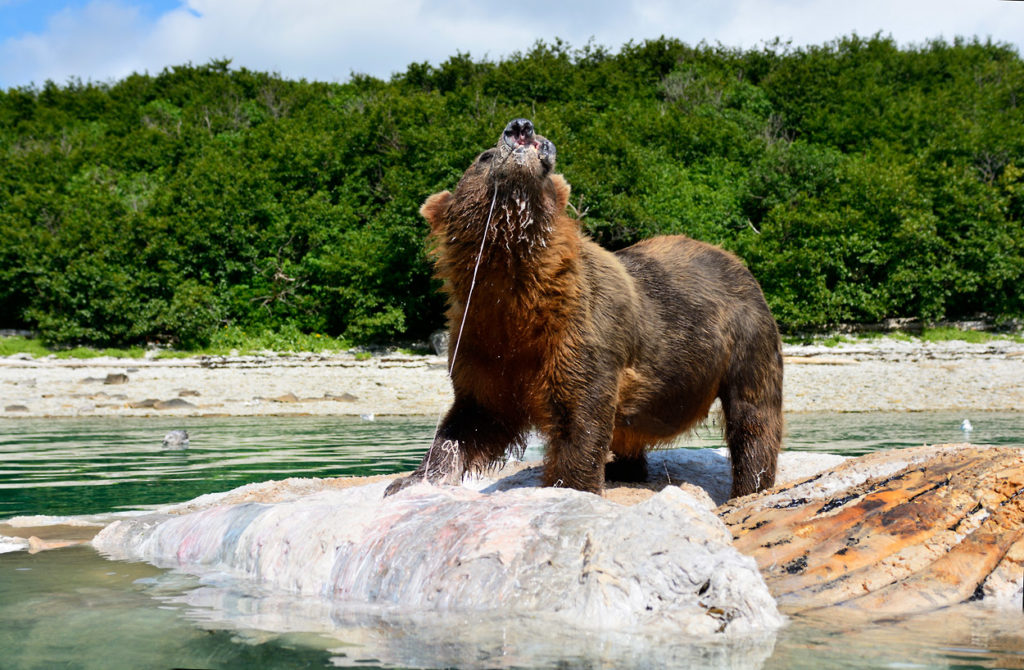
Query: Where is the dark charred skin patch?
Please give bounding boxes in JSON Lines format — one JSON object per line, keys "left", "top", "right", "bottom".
{"left": 783, "top": 555, "right": 809, "bottom": 575}
{"left": 762, "top": 537, "right": 792, "bottom": 549}
{"left": 772, "top": 498, "right": 810, "bottom": 510}
{"left": 817, "top": 493, "right": 861, "bottom": 514}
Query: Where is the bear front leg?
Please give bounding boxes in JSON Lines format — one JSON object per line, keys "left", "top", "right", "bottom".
{"left": 383, "top": 395, "right": 519, "bottom": 497}
{"left": 383, "top": 432, "right": 465, "bottom": 497}
{"left": 542, "top": 387, "right": 617, "bottom": 494}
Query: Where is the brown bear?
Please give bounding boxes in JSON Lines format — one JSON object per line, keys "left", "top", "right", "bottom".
{"left": 385, "top": 118, "right": 783, "bottom": 499}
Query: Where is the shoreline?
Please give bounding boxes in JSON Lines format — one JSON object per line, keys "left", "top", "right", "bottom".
{"left": 2, "top": 337, "right": 1023, "bottom": 418}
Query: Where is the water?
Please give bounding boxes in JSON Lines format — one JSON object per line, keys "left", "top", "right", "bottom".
{"left": 0, "top": 545, "right": 348, "bottom": 670}
{"left": 1, "top": 411, "right": 1023, "bottom": 669}
{"left": 0, "top": 415, "right": 431, "bottom": 518}
{"left": 3, "top": 411, "right": 1016, "bottom": 519}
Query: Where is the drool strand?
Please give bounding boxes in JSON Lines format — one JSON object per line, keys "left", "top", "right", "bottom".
{"left": 428, "top": 186, "right": 499, "bottom": 448}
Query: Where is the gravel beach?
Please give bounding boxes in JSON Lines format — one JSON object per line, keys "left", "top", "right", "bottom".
{"left": 1, "top": 337, "right": 1022, "bottom": 418}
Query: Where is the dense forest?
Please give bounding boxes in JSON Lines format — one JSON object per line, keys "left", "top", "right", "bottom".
{"left": 1, "top": 35, "right": 1022, "bottom": 347}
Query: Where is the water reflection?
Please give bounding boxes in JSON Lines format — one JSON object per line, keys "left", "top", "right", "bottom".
{"left": 0, "top": 546, "right": 341, "bottom": 670}
{"left": 0, "top": 544, "right": 778, "bottom": 670}
{"left": 766, "top": 607, "right": 1024, "bottom": 670}
{"left": 5, "top": 540, "right": 1024, "bottom": 670}
{"left": 166, "top": 574, "right": 780, "bottom": 669}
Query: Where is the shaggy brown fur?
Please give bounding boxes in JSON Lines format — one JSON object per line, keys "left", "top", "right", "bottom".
{"left": 385, "top": 119, "right": 783, "bottom": 499}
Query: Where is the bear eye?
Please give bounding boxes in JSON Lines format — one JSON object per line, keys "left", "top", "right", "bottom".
{"left": 478, "top": 150, "right": 495, "bottom": 164}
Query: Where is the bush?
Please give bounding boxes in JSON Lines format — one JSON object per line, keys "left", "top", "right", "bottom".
{"left": 1, "top": 37, "right": 1022, "bottom": 346}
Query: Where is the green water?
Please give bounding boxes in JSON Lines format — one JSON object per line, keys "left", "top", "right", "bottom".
{"left": 0, "top": 546, "right": 342, "bottom": 670}
{"left": 1, "top": 412, "right": 1023, "bottom": 669}
{"left": 0, "top": 415, "right": 432, "bottom": 518}
{"left": 4, "top": 546, "right": 1024, "bottom": 670}
{"left": 3, "top": 411, "right": 1016, "bottom": 519}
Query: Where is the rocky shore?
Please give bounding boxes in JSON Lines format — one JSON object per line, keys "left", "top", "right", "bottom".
{"left": 1, "top": 337, "right": 1023, "bottom": 418}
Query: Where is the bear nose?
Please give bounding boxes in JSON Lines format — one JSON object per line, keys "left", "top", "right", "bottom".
{"left": 503, "top": 118, "right": 535, "bottom": 148}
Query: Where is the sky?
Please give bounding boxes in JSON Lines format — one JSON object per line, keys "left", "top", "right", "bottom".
{"left": 1, "top": 0, "right": 1023, "bottom": 90}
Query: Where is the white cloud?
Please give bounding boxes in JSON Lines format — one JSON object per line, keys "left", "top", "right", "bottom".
{"left": 2, "top": 1, "right": 153, "bottom": 86}
{"left": 709, "top": 0, "right": 1024, "bottom": 51}
{"left": 2, "top": 0, "right": 1023, "bottom": 89}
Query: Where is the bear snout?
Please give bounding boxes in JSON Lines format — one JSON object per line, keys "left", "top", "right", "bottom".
{"left": 502, "top": 118, "right": 536, "bottom": 148}
{"left": 499, "top": 119, "right": 557, "bottom": 173}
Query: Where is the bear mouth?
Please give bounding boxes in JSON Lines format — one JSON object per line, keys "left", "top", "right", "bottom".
{"left": 497, "top": 118, "right": 556, "bottom": 174}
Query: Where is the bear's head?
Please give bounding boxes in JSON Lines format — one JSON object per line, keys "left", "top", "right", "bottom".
{"left": 421, "top": 119, "right": 571, "bottom": 250}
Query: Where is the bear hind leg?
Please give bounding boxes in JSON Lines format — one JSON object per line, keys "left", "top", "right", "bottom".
{"left": 721, "top": 386, "right": 783, "bottom": 498}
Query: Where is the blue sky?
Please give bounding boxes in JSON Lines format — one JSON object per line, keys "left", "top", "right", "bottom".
{"left": 1, "top": 0, "right": 177, "bottom": 36}
{"left": 2, "top": 1, "right": 1023, "bottom": 89}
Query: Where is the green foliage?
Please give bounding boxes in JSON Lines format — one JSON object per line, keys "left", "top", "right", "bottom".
{"left": 162, "top": 279, "right": 226, "bottom": 349}
{"left": 203, "top": 324, "right": 351, "bottom": 354}
{"left": 54, "top": 345, "right": 147, "bottom": 359}
{"left": 0, "top": 336, "right": 146, "bottom": 358}
{"left": 0, "top": 336, "right": 51, "bottom": 357}
{"left": 918, "top": 327, "right": 1015, "bottom": 344}
{"left": 781, "top": 328, "right": 1023, "bottom": 348}
{"left": 1, "top": 37, "right": 1023, "bottom": 346}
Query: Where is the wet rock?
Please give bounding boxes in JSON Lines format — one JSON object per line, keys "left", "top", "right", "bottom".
{"left": 153, "top": 398, "right": 195, "bottom": 410}
{"left": 720, "top": 444, "right": 1024, "bottom": 614}
{"left": 127, "top": 397, "right": 195, "bottom": 410}
{"left": 323, "top": 392, "right": 358, "bottom": 402}
{"left": 104, "top": 373, "right": 129, "bottom": 385}
{"left": 297, "top": 394, "right": 351, "bottom": 402}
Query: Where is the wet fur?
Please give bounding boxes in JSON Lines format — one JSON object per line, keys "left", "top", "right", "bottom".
{"left": 387, "top": 142, "right": 783, "bottom": 499}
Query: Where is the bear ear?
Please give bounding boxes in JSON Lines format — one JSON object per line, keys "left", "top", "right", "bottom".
{"left": 420, "top": 191, "right": 452, "bottom": 234}
{"left": 549, "top": 173, "right": 571, "bottom": 212}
